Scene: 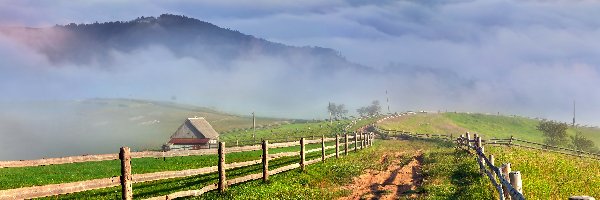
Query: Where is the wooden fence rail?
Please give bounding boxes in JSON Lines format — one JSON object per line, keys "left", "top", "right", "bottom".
{"left": 456, "top": 135, "right": 526, "bottom": 200}
{"left": 0, "top": 131, "right": 375, "bottom": 200}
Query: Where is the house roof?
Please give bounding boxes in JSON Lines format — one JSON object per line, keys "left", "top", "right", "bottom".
{"left": 186, "top": 117, "right": 219, "bottom": 139}
{"left": 169, "top": 138, "right": 211, "bottom": 145}
{"left": 169, "top": 117, "right": 219, "bottom": 141}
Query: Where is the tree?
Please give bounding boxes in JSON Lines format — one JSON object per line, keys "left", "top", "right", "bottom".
{"left": 367, "top": 100, "right": 381, "bottom": 116}
{"left": 327, "top": 103, "right": 348, "bottom": 120}
{"left": 357, "top": 107, "right": 368, "bottom": 117}
{"left": 536, "top": 120, "right": 569, "bottom": 147}
{"left": 571, "top": 132, "right": 599, "bottom": 153}
{"left": 356, "top": 100, "right": 382, "bottom": 117}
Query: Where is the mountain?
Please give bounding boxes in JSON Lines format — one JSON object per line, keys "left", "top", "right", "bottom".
{"left": 0, "top": 14, "right": 362, "bottom": 71}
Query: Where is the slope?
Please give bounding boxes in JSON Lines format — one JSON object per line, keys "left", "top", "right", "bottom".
{"left": 0, "top": 98, "right": 286, "bottom": 160}
{"left": 378, "top": 112, "right": 600, "bottom": 148}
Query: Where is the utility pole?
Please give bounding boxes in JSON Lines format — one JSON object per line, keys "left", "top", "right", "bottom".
{"left": 329, "top": 102, "right": 332, "bottom": 125}
{"left": 386, "top": 90, "right": 390, "bottom": 114}
{"left": 573, "top": 100, "right": 576, "bottom": 127}
{"left": 252, "top": 112, "right": 256, "bottom": 139}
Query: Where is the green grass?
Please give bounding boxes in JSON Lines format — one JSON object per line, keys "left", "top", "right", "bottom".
{"left": 443, "top": 113, "right": 543, "bottom": 142}
{"left": 418, "top": 140, "right": 495, "bottom": 199}
{"left": 487, "top": 145, "right": 600, "bottom": 199}
{"left": 36, "top": 147, "right": 344, "bottom": 199}
{"left": 0, "top": 141, "right": 339, "bottom": 190}
{"left": 378, "top": 113, "right": 467, "bottom": 135}
{"left": 219, "top": 121, "right": 350, "bottom": 145}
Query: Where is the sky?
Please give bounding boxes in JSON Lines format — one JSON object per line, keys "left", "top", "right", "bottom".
{"left": 1, "top": 0, "right": 599, "bottom": 126}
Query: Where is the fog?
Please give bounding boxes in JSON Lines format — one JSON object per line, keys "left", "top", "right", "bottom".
{"left": 1, "top": 0, "right": 600, "bottom": 159}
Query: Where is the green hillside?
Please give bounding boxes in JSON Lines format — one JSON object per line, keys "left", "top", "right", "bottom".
{"left": 0, "top": 98, "right": 287, "bottom": 160}
{"left": 378, "top": 112, "right": 600, "bottom": 148}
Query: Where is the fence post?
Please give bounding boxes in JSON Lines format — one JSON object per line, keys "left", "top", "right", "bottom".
{"left": 344, "top": 134, "right": 349, "bottom": 156}
{"left": 335, "top": 134, "right": 339, "bottom": 158}
{"left": 489, "top": 155, "right": 495, "bottom": 166}
{"left": 300, "top": 138, "right": 305, "bottom": 171}
{"left": 262, "top": 140, "right": 269, "bottom": 182}
{"left": 466, "top": 132, "right": 471, "bottom": 147}
{"left": 502, "top": 163, "right": 512, "bottom": 200}
{"left": 119, "top": 147, "right": 133, "bottom": 200}
{"left": 475, "top": 136, "right": 484, "bottom": 174}
{"left": 218, "top": 142, "right": 226, "bottom": 193}
{"left": 509, "top": 135, "right": 514, "bottom": 146}
{"left": 509, "top": 171, "right": 523, "bottom": 195}
{"left": 354, "top": 132, "right": 358, "bottom": 152}
{"left": 477, "top": 136, "right": 484, "bottom": 154}
{"left": 321, "top": 135, "right": 325, "bottom": 162}
{"left": 361, "top": 132, "right": 365, "bottom": 149}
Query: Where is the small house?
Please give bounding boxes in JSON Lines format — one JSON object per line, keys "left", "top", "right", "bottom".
{"left": 164, "top": 117, "right": 219, "bottom": 151}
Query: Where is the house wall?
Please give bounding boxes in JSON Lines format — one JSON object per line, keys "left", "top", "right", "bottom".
{"left": 164, "top": 139, "right": 218, "bottom": 151}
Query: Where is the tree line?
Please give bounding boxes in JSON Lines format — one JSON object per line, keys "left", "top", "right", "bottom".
{"left": 327, "top": 100, "right": 383, "bottom": 120}
{"left": 537, "top": 120, "right": 599, "bottom": 153}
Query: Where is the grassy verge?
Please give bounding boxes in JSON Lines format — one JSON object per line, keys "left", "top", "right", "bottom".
{"left": 419, "top": 140, "right": 495, "bottom": 199}
{"left": 486, "top": 145, "right": 600, "bottom": 198}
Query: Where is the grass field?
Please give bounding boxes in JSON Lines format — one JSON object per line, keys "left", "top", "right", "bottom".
{"left": 379, "top": 112, "right": 600, "bottom": 148}
{"left": 487, "top": 145, "right": 600, "bottom": 198}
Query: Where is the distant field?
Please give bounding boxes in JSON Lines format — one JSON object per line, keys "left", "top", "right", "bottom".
{"left": 0, "top": 98, "right": 288, "bottom": 160}
{"left": 378, "top": 113, "right": 600, "bottom": 148}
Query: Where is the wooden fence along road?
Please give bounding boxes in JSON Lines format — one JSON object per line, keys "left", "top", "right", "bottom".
{"left": 0, "top": 130, "right": 375, "bottom": 200}
{"left": 376, "top": 113, "right": 600, "bottom": 200}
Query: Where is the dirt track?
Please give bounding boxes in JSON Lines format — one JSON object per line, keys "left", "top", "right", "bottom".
{"left": 339, "top": 151, "right": 424, "bottom": 200}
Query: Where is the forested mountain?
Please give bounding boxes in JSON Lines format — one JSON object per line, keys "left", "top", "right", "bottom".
{"left": 0, "top": 14, "right": 360, "bottom": 71}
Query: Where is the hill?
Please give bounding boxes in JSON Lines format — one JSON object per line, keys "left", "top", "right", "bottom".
{"left": 0, "top": 14, "right": 363, "bottom": 73}
{"left": 0, "top": 98, "right": 287, "bottom": 160}
{"left": 378, "top": 112, "right": 600, "bottom": 148}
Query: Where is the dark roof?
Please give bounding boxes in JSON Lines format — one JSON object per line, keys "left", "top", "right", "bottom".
{"left": 169, "top": 138, "right": 211, "bottom": 145}
{"left": 187, "top": 118, "right": 219, "bottom": 139}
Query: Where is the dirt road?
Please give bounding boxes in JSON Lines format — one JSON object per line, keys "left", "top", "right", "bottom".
{"left": 339, "top": 151, "right": 424, "bottom": 200}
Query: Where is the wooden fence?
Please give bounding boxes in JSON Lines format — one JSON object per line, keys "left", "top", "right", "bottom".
{"left": 487, "top": 137, "right": 600, "bottom": 160}
{"left": 0, "top": 131, "right": 375, "bottom": 200}
{"left": 457, "top": 133, "right": 526, "bottom": 200}
{"left": 375, "top": 127, "right": 525, "bottom": 200}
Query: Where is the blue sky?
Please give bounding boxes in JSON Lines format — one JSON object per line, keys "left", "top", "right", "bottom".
{"left": 1, "top": 0, "right": 600, "bottom": 125}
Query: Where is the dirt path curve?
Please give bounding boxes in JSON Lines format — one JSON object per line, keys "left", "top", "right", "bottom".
{"left": 339, "top": 150, "right": 424, "bottom": 200}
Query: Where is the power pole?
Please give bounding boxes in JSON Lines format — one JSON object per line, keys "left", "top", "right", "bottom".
{"left": 252, "top": 112, "right": 256, "bottom": 139}
{"left": 328, "top": 102, "right": 333, "bottom": 125}
{"left": 386, "top": 90, "right": 390, "bottom": 114}
{"left": 572, "top": 100, "right": 576, "bottom": 127}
